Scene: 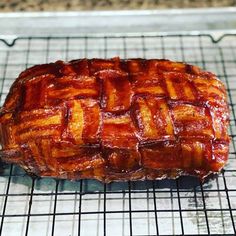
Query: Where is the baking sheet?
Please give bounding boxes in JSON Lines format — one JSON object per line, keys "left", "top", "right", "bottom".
{"left": 0, "top": 8, "right": 236, "bottom": 38}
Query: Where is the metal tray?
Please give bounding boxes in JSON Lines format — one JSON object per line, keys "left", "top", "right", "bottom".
{"left": 0, "top": 8, "right": 236, "bottom": 236}
{"left": 0, "top": 8, "right": 236, "bottom": 38}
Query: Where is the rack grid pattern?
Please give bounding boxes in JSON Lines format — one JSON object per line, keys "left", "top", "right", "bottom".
{"left": 0, "top": 34, "right": 235, "bottom": 236}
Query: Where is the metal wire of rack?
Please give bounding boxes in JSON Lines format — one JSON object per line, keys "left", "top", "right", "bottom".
{"left": 0, "top": 34, "right": 235, "bottom": 236}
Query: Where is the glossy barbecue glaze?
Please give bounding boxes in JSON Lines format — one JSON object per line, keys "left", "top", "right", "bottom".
{"left": 0, "top": 58, "right": 230, "bottom": 182}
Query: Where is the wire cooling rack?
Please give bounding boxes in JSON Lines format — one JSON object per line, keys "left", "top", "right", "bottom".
{"left": 0, "top": 34, "right": 236, "bottom": 236}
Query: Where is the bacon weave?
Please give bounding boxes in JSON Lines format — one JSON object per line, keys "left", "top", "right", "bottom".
{"left": 0, "top": 58, "right": 230, "bottom": 182}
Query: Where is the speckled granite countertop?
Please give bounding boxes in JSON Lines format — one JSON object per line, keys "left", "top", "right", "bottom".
{"left": 0, "top": 0, "right": 236, "bottom": 11}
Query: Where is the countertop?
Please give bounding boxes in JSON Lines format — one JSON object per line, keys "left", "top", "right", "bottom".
{"left": 0, "top": 0, "right": 236, "bottom": 12}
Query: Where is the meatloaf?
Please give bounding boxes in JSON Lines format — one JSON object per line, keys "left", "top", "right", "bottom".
{"left": 0, "top": 58, "right": 230, "bottom": 182}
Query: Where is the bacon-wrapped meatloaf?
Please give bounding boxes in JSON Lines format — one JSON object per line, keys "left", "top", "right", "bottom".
{"left": 0, "top": 58, "right": 230, "bottom": 182}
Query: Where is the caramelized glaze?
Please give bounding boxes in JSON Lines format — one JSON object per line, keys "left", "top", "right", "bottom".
{"left": 0, "top": 58, "right": 230, "bottom": 182}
